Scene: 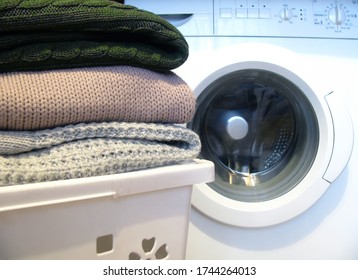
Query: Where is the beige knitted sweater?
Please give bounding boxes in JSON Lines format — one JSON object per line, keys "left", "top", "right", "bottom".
{"left": 0, "top": 66, "right": 195, "bottom": 130}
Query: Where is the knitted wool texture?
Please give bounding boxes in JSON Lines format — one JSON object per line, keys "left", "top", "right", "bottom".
{"left": 0, "top": 122, "right": 201, "bottom": 186}
{"left": 0, "top": 66, "right": 196, "bottom": 130}
{"left": 0, "top": 0, "right": 188, "bottom": 72}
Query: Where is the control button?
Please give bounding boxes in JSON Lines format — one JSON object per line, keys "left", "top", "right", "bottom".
{"left": 226, "top": 116, "right": 249, "bottom": 140}
{"left": 236, "top": 8, "right": 248, "bottom": 18}
{"left": 279, "top": 7, "right": 292, "bottom": 21}
{"left": 328, "top": 4, "right": 346, "bottom": 25}
{"left": 220, "top": 8, "right": 233, "bottom": 18}
{"left": 259, "top": 8, "right": 271, "bottom": 19}
{"left": 248, "top": 8, "right": 259, "bottom": 19}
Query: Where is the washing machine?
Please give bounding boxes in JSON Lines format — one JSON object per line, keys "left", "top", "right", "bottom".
{"left": 127, "top": 0, "right": 358, "bottom": 259}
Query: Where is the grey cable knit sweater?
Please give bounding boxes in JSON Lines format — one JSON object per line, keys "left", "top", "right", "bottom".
{"left": 0, "top": 122, "right": 201, "bottom": 186}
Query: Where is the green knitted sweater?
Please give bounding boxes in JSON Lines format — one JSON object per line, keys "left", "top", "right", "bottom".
{"left": 0, "top": 0, "right": 188, "bottom": 72}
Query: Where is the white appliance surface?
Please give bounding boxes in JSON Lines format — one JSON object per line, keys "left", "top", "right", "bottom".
{"left": 127, "top": 0, "right": 358, "bottom": 259}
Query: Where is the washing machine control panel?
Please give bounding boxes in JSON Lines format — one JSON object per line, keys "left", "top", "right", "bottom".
{"left": 126, "top": 0, "right": 358, "bottom": 38}
{"left": 214, "top": 0, "right": 358, "bottom": 38}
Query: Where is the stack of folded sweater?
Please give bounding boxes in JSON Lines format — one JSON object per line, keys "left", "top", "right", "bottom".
{"left": 0, "top": 0, "right": 201, "bottom": 186}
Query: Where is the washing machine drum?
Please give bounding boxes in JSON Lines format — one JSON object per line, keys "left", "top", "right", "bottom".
{"left": 190, "top": 69, "right": 319, "bottom": 203}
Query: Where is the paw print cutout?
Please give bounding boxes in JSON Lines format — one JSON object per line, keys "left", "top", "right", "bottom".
{"left": 129, "top": 237, "right": 169, "bottom": 260}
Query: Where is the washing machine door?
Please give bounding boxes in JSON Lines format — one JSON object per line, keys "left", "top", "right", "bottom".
{"left": 186, "top": 44, "right": 353, "bottom": 227}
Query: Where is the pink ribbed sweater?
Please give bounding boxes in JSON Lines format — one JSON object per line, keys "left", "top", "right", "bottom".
{"left": 0, "top": 66, "right": 195, "bottom": 130}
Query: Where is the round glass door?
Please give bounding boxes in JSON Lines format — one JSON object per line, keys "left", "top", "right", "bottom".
{"left": 189, "top": 69, "right": 319, "bottom": 202}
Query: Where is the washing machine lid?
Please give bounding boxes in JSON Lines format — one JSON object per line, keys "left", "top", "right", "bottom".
{"left": 186, "top": 44, "right": 354, "bottom": 227}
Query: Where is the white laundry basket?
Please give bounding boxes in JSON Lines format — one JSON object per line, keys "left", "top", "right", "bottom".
{"left": 0, "top": 159, "right": 214, "bottom": 260}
